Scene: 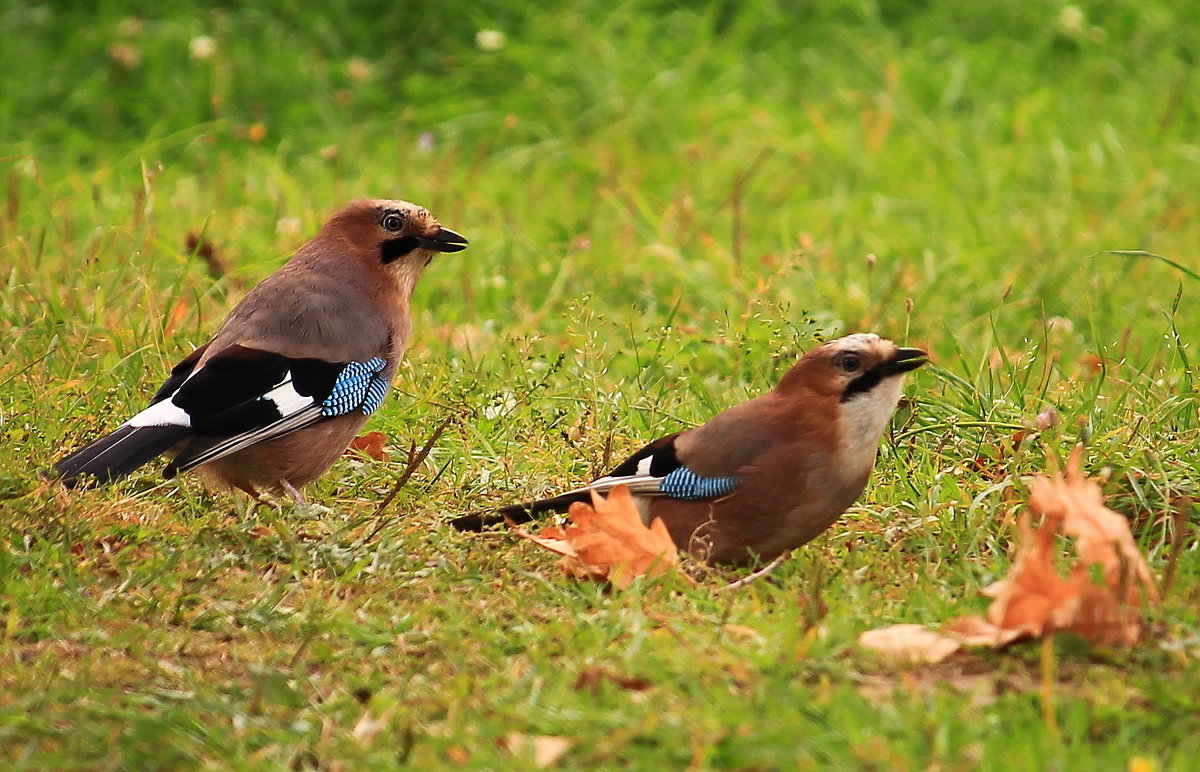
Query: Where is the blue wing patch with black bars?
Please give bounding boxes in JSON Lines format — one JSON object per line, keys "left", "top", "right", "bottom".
{"left": 659, "top": 466, "right": 739, "bottom": 499}
{"left": 321, "top": 357, "right": 390, "bottom": 417}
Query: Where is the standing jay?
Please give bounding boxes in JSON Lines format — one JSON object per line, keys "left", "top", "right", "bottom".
{"left": 55, "top": 198, "right": 467, "bottom": 504}
{"left": 452, "top": 334, "right": 926, "bottom": 564}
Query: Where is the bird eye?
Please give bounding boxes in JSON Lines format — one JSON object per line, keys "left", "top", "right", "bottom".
{"left": 381, "top": 212, "right": 405, "bottom": 232}
{"left": 836, "top": 352, "right": 861, "bottom": 373}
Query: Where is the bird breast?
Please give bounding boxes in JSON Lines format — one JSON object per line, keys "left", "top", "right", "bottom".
{"left": 837, "top": 374, "right": 905, "bottom": 471}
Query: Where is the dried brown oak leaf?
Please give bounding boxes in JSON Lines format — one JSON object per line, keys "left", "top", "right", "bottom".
{"left": 346, "top": 431, "right": 389, "bottom": 462}
{"left": 977, "top": 443, "right": 1159, "bottom": 647}
{"left": 857, "top": 624, "right": 963, "bottom": 665}
{"left": 861, "top": 445, "right": 1159, "bottom": 662}
{"left": 516, "top": 485, "right": 682, "bottom": 589}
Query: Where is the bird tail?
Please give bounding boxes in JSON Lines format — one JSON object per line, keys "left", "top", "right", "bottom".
{"left": 448, "top": 489, "right": 594, "bottom": 532}
{"left": 55, "top": 424, "right": 191, "bottom": 488}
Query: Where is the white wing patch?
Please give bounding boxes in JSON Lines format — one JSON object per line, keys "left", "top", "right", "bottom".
{"left": 129, "top": 397, "right": 192, "bottom": 428}
{"left": 585, "top": 475, "right": 663, "bottom": 495}
{"left": 261, "top": 379, "right": 311, "bottom": 419}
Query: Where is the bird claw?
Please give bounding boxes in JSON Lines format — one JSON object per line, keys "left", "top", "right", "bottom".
{"left": 279, "top": 479, "right": 331, "bottom": 514}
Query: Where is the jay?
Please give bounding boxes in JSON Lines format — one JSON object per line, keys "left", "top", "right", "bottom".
{"left": 452, "top": 333, "right": 926, "bottom": 564}
{"left": 55, "top": 198, "right": 467, "bottom": 505}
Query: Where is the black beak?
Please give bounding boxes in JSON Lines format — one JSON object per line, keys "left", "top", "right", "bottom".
{"left": 416, "top": 227, "right": 469, "bottom": 253}
{"left": 876, "top": 347, "right": 928, "bottom": 377}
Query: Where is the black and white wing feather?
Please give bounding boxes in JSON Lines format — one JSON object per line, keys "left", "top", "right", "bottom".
{"left": 449, "top": 432, "right": 741, "bottom": 531}
{"left": 56, "top": 344, "right": 391, "bottom": 486}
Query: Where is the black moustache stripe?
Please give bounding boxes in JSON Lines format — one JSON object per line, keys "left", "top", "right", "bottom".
{"left": 381, "top": 236, "right": 420, "bottom": 263}
{"left": 841, "top": 369, "right": 884, "bottom": 402}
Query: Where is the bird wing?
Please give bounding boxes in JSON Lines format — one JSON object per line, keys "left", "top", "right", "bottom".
{"left": 449, "top": 394, "right": 783, "bottom": 532}
{"left": 55, "top": 344, "right": 214, "bottom": 485}
{"left": 149, "top": 342, "right": 210, "bottom": 404}
{"left": 123, "top": 343, "right": 392, "bottom": 476}
{"left": 205, "top": 267, "right": 394, "bottom": 363}
{"left": 583, "top": 431, "right": 742, "bottom": 500}
{"left": 582, "top": 393, "right": 782, "bottom": 500}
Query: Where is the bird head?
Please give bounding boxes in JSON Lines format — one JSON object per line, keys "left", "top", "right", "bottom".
{"left": 812, "top": 333, "right": 928, "bottom": 404}
{"left": 326, "top": 198, "right": 468, "bottom": 269}
{"left": 778, "top": 332, "right": 927, "bottom": 452}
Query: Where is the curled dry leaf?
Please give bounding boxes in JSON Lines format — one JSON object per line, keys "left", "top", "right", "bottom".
{"left": 574, "top": 666, "right": 652, "bottom": 693}
{"left": 980, "top": 444, "right": 1159, "bottom": 646}
{"left": 858, "top": 624, "right": 962, "bottom": 665}
{"left": 351, "top": 705, "right": 396, "bottom": 744}
{"left": 722, "top": 623, "right": 765, "bottom": 642}
{"left": 347, "top": 431, "right": 389, "bottom": 462}
{"left": 164, "top": 298, "right": 190, "bottom": 337}
{"left": 185, "top": 231, "right": 231, "bottom": 280}
{"left": 860, "top": 444, "right": 1160, "bottom": 661}
{"left": 500, "top": 734, "right": 572, "bottom": 768}
{"left": 515, "top": 485, "right": 683, "bottom": 589}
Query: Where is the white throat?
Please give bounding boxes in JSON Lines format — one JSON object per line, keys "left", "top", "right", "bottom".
{"left": 837, "top": 374, "right": 905, "bottom": 470}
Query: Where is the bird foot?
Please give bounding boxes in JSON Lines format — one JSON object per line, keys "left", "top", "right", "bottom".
{"left": 279, "top": 479, "right": 331, "bottom": 515}
{"left": 231, "top": 483, "right": 273, "bottom": 516}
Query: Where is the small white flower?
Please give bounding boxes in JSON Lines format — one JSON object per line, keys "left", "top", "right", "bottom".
{"left": 189, "top": 35, "right": 216, "bottom": 61}
{"left": 483, "top": 392, "right": 517, "bottom": 420}
{"left": 1057, "top": 6, "right": 1086, "bottom": 38}
{"left": 345, "top": 56, "right": 373, "bottom": 83}
{"left": 1046, "top": 315, "right": 1074, "bottom": 334}
{"left": 116, "top": 17, "right": 143, "bottom": 37}
{"left": 475, "top": 29, "right": 506, "bottom": 52}
{"left": 1036, "top": 409, "right": 1060, "bottom": 431}
{"left": 16, "top": 157, "right": 38, "bottom": 178}
{"left": 276, "top": 217, "right": 302, "bottom": 236}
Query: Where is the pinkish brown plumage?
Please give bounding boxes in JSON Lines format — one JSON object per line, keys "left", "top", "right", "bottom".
{"left": 56, "top": 199, "right": 467, "bottom": 504}
{"left": 455, "top": 333, "right": 925, "bottom": 564}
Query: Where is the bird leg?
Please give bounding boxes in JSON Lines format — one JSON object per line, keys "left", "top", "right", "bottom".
{"left": 717, "top": 551, "right": 791, "bottom": 592}
{"left": 228, "top": 482, "right": 273, "bottom": 518}
{"left": 276, "top": 479, "right": 332, "bottom": 514}
{"left": 279, "top": 479, "right": 307, "bottom": 508}
{"left": 233, "top": 481, "right": 264, "bottom": 502}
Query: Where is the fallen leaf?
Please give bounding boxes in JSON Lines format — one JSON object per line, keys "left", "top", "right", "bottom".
{"left": 512, "top": 524, "right": 576, "bottom": 558}
{"left": 351, "top": 706, "right": 395, "bottom": 744}
{"left": 1078, "top": 353, "right": 1105, "bottom": 375}
{"left": 445, "top": 746, "right": 470, "bottom": 765}
{"left": 185, "top": 231, "right": 231, "bottom": 280}
{"left": 859, "top": 445, "right": 1160, "bottom": 659}
{"left": 500, "top": 734, "right": 572, "bottom": 768}
{"left": 163, "top": 298, "right": 190, "bottom": 337}
{"left": 988, "top": 346, "right": 1029, "bottom": 372}
{"left": 347, "top": 431, "right": 389, "bottom": 462}
{"left": 942, "top": 615, "right": 1024, "bottom": 648}
{"left": 722, "top": 624, "right": 764, "bottom": 642}
{"left": 574, "top": 666, "right": 652, "bottom": 693}
{"left": 983, "top": 444, "right": 1159, "bottom": 646}
{"left": 516, "top": 485, "right": 683, "bottom": 589}
{"left": 858, "top": 624, "right": 962, "bottom": 665}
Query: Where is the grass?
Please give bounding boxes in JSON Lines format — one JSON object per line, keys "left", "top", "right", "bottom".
{"left": 2, "top": 0, "right": 1199, "bottom": 768}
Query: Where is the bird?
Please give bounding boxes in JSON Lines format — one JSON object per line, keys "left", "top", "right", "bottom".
{"left": 451, "top": 333, "right": 926, "bottom": 564}
{"left": 55, "top": 198, "right": 468, "bottom": 505}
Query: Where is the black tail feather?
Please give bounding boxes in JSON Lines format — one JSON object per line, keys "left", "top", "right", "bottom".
{"left": 55, "top": 424, "right": 191, "bottom": 487}
{"left": 449, "top": 490, "right": 593, "bottom": 532}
